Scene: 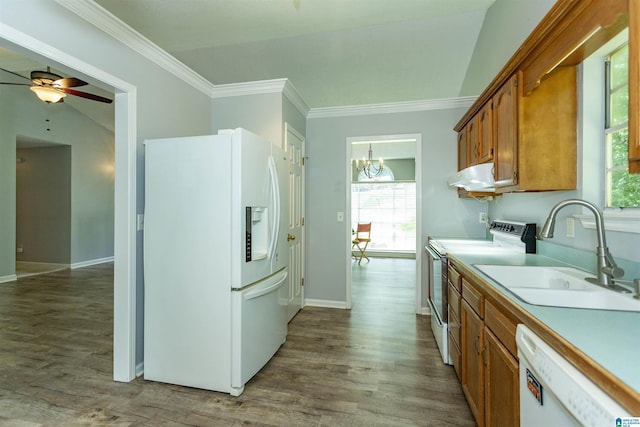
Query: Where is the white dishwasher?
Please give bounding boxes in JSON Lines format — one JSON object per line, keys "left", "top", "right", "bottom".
{"left": 516, "top": 324, "right": 633, "bottom": 426}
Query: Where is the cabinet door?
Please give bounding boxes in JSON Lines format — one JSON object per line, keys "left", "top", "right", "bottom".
{"left": 478, "top": 100, "right": 493, "bottom": 163}
{"left": 461, "top": 300, "right": 485, "bottom": 426}
{"left": 493, "top": 75, "right": 518, "bottom": 187}
{"left": 457, "top": 129, "right": 467, "bottom": 171}
{"left": 466, "top": 117, "right": 478, "bottom": 166}
{"left": 484, "top": 328, "right": 519, "bottom": 427}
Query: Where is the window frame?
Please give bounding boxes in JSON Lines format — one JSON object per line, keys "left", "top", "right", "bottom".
{"left": 604, "top": 43, "right": 639, "bottom": 209}
{"left": 576, "top": 30, "right": 640, "bottom": 234}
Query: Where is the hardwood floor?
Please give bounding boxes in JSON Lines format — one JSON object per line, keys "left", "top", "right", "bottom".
{"left": 0, "top": 259, "right": 474, "bottom": 426}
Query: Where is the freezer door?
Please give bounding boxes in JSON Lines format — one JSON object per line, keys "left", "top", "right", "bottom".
{"left": 230, "top": 268, "right": 288, "bottom": 396}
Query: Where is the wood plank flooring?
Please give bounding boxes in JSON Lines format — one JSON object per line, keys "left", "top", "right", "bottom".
{"left": 0, "top": 259, "right": 474, "bottom": 426}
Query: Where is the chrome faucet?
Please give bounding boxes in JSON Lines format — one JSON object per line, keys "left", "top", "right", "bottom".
{"left": 539, "top": 199, "right": 626, "bottom": 290}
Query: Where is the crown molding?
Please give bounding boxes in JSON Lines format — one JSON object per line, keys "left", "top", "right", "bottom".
{"left": 212, "top": 79, "right": 287, "bottom": 98}
{"left": 55, "top": 0, "right": 215, "bottom": 96}
{"left": 212, "top": 78, "right": 310, "bottom": 117}
{"left": 307, "top": 96, "right": 477, "bottom": 119}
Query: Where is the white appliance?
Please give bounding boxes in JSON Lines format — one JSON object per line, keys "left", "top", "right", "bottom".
{"left": 516, "top": 324, "right": 632, "bottom": 426}
{"left": 143, "top": 128, "right": 289, "bottom": 396}
{"left": 425, "top": 220, "right": 537, "bottom": 364}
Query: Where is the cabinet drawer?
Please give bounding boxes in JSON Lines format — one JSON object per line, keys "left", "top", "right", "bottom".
{"left": 448, "top": 264, "right": 462, "bottom": 293}
{"left": 485, "top": 300, "right": 518, "bottom": 357}
{"left": 449, "top": 333, "right": 461, "bottom": 381}
{"left": 462, "top": 278, "right": 484, "bottom": 318}
{"left": 449, "top": 283, "right": 461, "bottom": 319}
{"left": 449, "top": 305, "right": 461, "bottom": 348}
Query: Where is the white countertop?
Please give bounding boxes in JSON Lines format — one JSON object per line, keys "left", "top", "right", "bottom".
{"left": 448, "top": 251, "right": 640, "bottom": 397}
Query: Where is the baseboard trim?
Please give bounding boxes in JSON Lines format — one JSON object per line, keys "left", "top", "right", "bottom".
{"left": 136, "top": 362, "right": 144, "bottom": 378}
{"left": 304, "top": 299, "right": 348, "bottom": 309}
{"left": 71, "top": 256, "right": 115, "bottom": 269}
{"left": 0, "top": 274, "right": 17, "bottom": 284}
{"left": 420, "top": 306, "right": 431, "bottom": 316}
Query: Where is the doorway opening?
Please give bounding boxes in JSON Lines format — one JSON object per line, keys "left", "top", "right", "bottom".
{"left": 345, "top": 134, "right": 422, "bottom": 313}
{"left": 15, "top": 140, "right": 71, "bottom": 278}
{"left": 1, "top": 26, "right": 137, "bottom": 382}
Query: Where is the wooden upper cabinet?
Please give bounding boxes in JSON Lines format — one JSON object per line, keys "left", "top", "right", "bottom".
{"left": 492, "top": 76, "right": 518, "bottom": 188}
{"left": 457, "top": 129, "right": 467, "bottom": 171}
{"left": 477, "top": 100, "right": 494, "bottom": 164}
{"left": 466, "top": 117, "right": 479, "bottom": 166}
{"left": 517, "top": 65, "right": 577, "bottom": 191}
{"left": 454, "top": 0, "right": 636, "bottom": 178}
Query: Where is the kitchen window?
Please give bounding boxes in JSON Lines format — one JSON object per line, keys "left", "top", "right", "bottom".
{"left": 605, "top": 43, "right": 640, "bottom": 208}
{"left": 577, "top": 31, "right": 639, "bottom": 233}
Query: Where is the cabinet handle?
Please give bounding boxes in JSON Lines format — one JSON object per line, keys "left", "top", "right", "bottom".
{"left": 474, "top": 335, "right": 480, "bottom": 355}
{"left": 481, "top": 345, "right": 487, "bottom": 366}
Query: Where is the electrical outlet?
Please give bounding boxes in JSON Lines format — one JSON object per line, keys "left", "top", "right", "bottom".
{"left": 566, "top": 217, "right": 575, "bottom": 237}
{"left": 479, "top": 212, "right": 488, "bottom": 224}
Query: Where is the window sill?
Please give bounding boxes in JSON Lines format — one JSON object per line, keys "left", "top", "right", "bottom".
{"left": 575, "top": 210, "right": 640, "bottom": 234}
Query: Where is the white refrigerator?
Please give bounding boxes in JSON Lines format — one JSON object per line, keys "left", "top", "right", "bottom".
{"left": 143, "top": 128, "right": 288, "bottom": 396}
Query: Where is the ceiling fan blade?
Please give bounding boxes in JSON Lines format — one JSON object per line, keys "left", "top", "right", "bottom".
{"left": 0, "top": 67, "right": 32, "bottom": 82}
{"left": 63, "top": 88, "right": 113, "bottom": 104}
{"left": 55, "top": 77, "right": 88, "bottom": 88}
{"left": 0, "top": 82, "right": 32, "bottom": 86}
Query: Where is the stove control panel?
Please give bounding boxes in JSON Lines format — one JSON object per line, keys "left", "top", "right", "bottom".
{"left": 490, "top": 220, "right": 538, "bottom": 253}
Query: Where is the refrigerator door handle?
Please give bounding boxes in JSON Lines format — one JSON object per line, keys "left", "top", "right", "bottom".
{"left": 242, "top": 270, "right": 288, "bottom": 300}
{"left": 267, "top": 155, "right": 280, "bottom": 260}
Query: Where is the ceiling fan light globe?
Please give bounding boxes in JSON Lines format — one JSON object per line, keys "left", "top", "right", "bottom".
{"left": 30, "top": 85, "right": 66, "bottom": 103}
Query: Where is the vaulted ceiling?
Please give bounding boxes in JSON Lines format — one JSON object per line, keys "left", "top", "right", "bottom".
{"left": 94, "top": 0, "right": 496, "bottom": 108}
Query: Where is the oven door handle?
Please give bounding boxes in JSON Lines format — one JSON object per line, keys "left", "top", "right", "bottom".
{"left": 425, "top": 245, "right": 442, "bottom": 260}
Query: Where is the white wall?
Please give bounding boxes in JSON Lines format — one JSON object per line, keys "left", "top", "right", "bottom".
{"left": 459, "top": 0, "right": 556, "bottom": 96}
{"left": 305, "top": 107, "right": 487, "bottom": 307}
{"left": 211, "top": 91, "right": 307, "bottom": 148}
{"left": 211, "top": 93, "right": 283, "bottom": 145}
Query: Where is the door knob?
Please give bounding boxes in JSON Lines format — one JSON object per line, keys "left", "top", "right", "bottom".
{"left": 287, "top": 234, "right": 296, "bottom": 241}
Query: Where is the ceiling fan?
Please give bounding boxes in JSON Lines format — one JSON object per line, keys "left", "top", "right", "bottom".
{"left": 0, "top": 66, "right": 113, "bottom": 104}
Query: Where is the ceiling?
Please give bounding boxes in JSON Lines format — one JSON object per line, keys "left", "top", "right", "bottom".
{"left": 94, "top": 0, "right": 496, "bottom": 108}
{"left": 1, "top": 0, "right": 496, "bottom": 131}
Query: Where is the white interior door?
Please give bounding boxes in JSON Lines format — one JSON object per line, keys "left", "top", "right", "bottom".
{"left": 285, "top": 124, "right": 304, "bottom": 321}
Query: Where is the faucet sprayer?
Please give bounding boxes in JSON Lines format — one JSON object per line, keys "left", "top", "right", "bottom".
{"left": 540, "top": 199, "right": 629, "bottom": 292}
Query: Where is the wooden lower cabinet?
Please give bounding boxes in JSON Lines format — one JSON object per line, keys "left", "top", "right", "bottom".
{"left": 459, "top": 275, "right": 520, "bottom": 427}
{"left": 461, "top": 300, "right": 485, "bottom": 425}
{"left": 484, "top": 328, "right": 519, "bottom": 427}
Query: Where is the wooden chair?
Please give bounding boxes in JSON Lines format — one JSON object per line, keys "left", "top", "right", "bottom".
{"left": 352, "top": 223, "right": 372, "bottom": 265}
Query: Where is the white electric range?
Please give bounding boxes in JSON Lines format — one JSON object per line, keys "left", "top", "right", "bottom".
{"left": 425, "top": 220, "right": 537, "bottom": 364}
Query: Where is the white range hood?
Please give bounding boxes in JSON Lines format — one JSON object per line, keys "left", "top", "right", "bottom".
{"left": 447, "top": 163, "right": 495, "bottom": 192}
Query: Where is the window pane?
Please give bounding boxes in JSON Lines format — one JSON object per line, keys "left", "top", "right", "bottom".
{"left": 610, "top": 44, "right": 628, "bottom": 89}
{"left": 351, "top": 182, "right": 416, "bottom": 251}
{"left": 609, "top": 128, "right": 629, "bottom": 168}
{"left": 610, "top": 85, "right": 629, "bottom": 126}
{"left": 609, "top": 168, "right": 640, "bottom": 207}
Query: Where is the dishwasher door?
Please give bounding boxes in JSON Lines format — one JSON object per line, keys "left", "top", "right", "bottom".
{"left": 516, "top": 325, "right": 631, "bottom": 427}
